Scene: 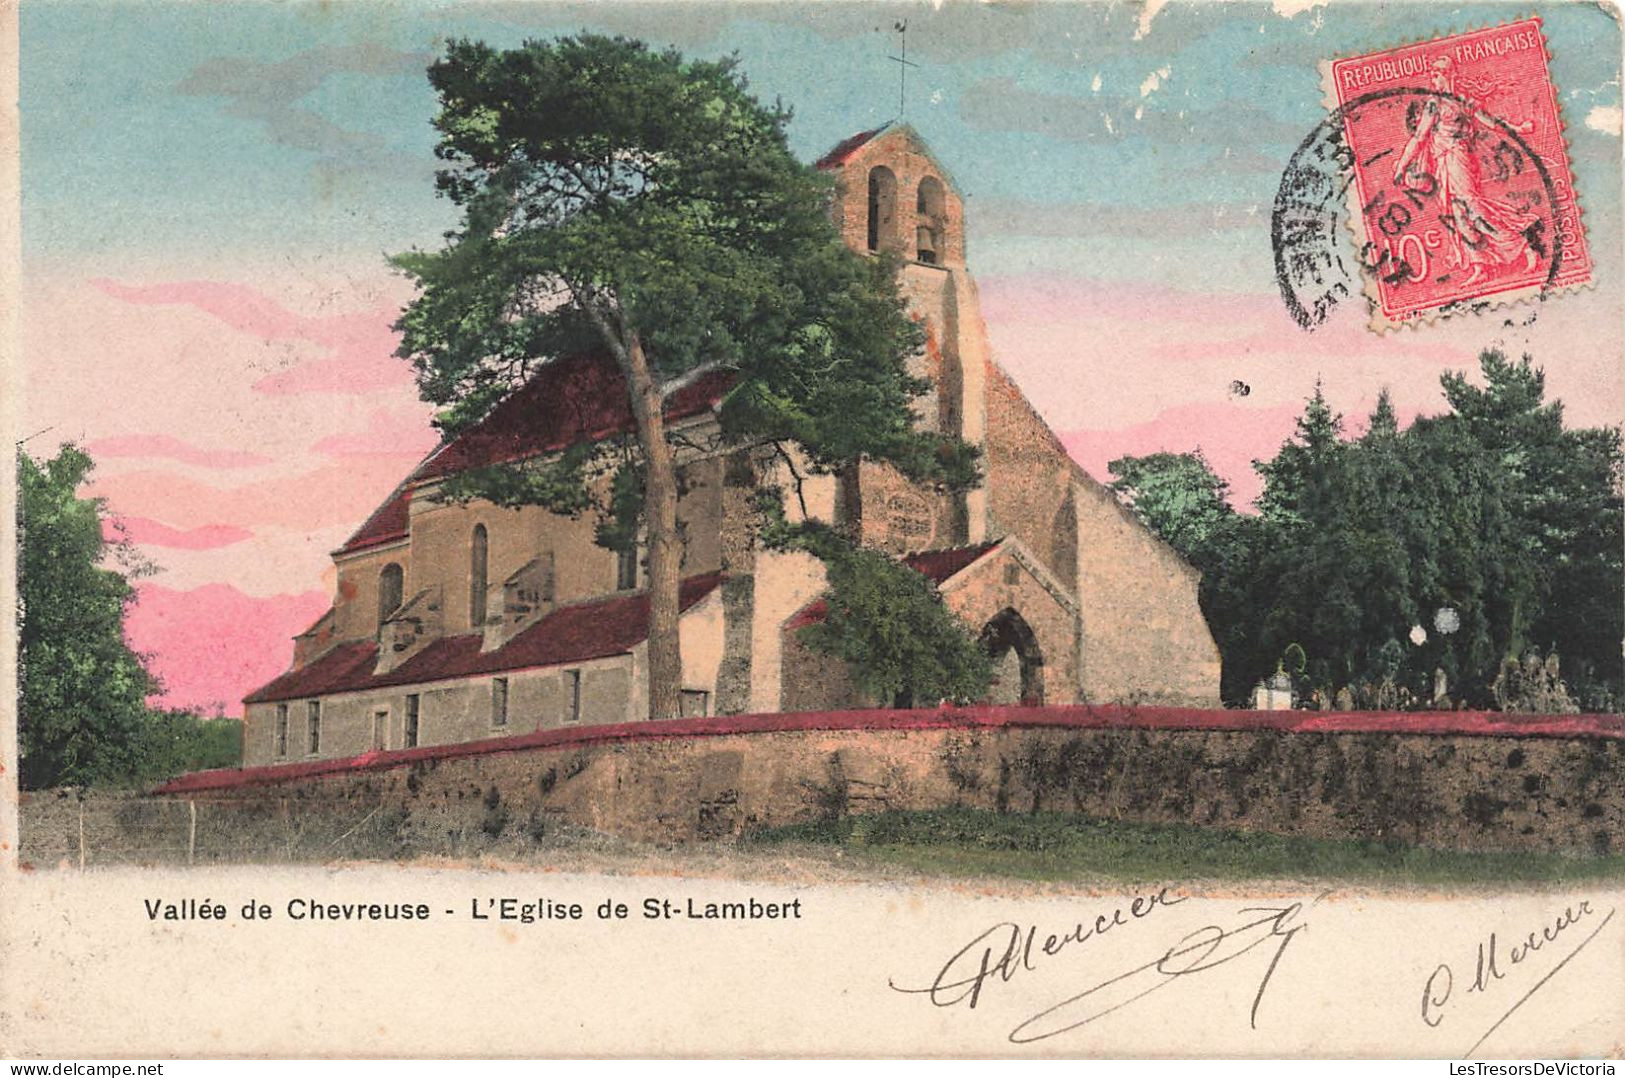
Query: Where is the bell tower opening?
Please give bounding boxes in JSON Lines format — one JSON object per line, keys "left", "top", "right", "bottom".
{"left": 867, "top": 165, "right": 897, "bottom": 252}
{"left": 916, "top": 175, "right": 945, "bottom": 264}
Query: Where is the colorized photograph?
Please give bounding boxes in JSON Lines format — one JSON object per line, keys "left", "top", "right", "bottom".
{"left": 4, "top": 0, "right": 1622, "bottom": 1058}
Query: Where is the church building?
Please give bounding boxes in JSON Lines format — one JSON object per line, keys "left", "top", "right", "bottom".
{"left": 239, "top": 123, "right": 1221, "bottom": 767}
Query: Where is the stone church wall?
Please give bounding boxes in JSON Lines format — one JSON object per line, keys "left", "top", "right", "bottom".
{"left": 976, "top": 360, "right": 1221, "bottom": 706}
{"left": 329, "top": 542, "right": 411, "bottom": 644}
{"left": 1072, "top": 478, "right": 1224, "bottom": 706}
{"left": 829, "top": 127, "right": 966, "bottom": 269}
{"left": 328, "top": 453, "right": 730, "bottom": 652}
{"left": 28, "top": 708, "right": 1622, "bottom": 864}
{"left": 981, "top": 362, "right": 1087, "bottom": 587}
{"left": 938, "top": 549, "right": 1079, "bottom": 705}
{"left": 242, "top": 654, "right": 639, "bottom": 767}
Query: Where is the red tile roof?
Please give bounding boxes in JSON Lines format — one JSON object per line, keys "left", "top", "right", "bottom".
{"left": 902, "top": 542, "right": 998, "bottom": 583}
{"left": 785, "top": 542, "right": 998, "bottom": 632}
{"left": 336, "top": 483, "right": 412, "bottom": 555}
{"left": 335, "top": 353, "right": 734, "bottom": 555}
{"left": 784, "top": 598, "right": 828, "bottom": 632}
{"left": 414, "top": 353, "right": 733, "bottom": 481}
{"left": 815, "top": 123, "right": 891, "bottom": 170}
{"left": 244, "top": 572, "right": 725, "bottom": 704}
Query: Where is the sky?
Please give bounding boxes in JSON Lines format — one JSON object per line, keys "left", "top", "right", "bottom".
{"left": 17, "top": 0, "right": 1623, "bottom": 716}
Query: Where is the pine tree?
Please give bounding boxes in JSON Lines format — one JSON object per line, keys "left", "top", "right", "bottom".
{"left": 392, "top": 36, "right": 976, "bottom": 719}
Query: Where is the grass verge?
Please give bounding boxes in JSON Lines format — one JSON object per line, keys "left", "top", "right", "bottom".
{"left": 744, "top": 808, "right": 1625, "bottom": 887}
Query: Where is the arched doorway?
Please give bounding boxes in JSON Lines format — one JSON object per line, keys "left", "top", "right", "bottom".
{"left": 980, "top": 607, "right": 1044, "bottom": 706}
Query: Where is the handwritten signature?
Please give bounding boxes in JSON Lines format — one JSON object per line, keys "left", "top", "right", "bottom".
{"left": 891, "top": 889, "right": 1323, "bottom": 1044}
{"left": 1421, "top": 898, "right": 1616, "bottom": 1057}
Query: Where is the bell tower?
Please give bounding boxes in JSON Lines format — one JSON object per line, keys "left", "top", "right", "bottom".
{"left": 816, "top": 122, "right": 989, "bottom": 547}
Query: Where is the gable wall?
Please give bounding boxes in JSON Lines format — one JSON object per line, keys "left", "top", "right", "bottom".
{"left": 328, "top": 448, "right": 728, "bottom": 646}
{"left": 831, "top": 127, "right": 966, "bottom": 268}
{"left": 1072, "top": 479, "right": 1223, "bottom": 706}
{"left": 939, "top": 549, "right": 1080, "bottom": 705}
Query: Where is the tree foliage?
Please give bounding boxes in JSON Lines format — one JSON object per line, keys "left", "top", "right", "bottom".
{"left": 17, "top": 446, "right": 242, "bottom": 788}
{"left": 126, "top": 708, "right": 244, "bottom": 784}
{"left": 18, "top": 446, "right": 155, "bottom": 787}
{"left": 1109, "top": 352, "right": 1623, "bottom": 711}
{"left": 391, "top": 34, "right": 977, "bottom": 719}
{"left": 759, "top": 505, "right": 991, "bottom": 707}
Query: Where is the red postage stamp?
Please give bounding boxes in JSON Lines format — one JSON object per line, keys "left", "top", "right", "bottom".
{"left": 1325, "top": 18, "right": 1593, "bottom": 329}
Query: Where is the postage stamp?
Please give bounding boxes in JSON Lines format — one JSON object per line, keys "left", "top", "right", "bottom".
{"left": 1323, "top": 18, "right": 1593, "bottom": 330}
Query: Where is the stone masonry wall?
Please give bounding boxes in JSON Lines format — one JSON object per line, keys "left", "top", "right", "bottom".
{"left": 23, "top": 708, "right": 1623, "bottom": 866}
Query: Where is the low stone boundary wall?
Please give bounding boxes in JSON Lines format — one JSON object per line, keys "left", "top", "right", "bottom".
{"left": 19, "top": 705, "right": 1625, "bottom": 864}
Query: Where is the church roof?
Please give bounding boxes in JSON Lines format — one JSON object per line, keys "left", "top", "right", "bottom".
{"left": 783, "top": 542, "right": 999, "bottom": 632}
{"left": 902, "top": 542, "right": 999, "bottom": 583}
{"left": 338, "top": 483, "right": 414, "bottom": 555}
{"left": 245, "top": 571, "right": 725, "bottom": 704}
{"left": 335, "top": 353, "right": 734, "bottom": 556}
{"left": 814, "top": 122, "right": 894, "bottom": 170}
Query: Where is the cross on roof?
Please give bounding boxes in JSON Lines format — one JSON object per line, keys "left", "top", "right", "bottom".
{"left": 887, "top": 19, "right": 918, "bottom": 118}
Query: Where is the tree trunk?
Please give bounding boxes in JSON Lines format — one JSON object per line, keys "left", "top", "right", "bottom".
{"left": 623, "top": 333, "right": 683, "bottom": 721}
{"left": 836, "top": 460, "right": 863, "bottom": 541}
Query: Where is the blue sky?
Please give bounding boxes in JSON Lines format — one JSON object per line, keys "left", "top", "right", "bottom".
{"left": 23, "top": 1, "right": 1622, "bottom": 289}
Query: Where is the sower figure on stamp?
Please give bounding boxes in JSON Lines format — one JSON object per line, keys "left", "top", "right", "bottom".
{"left": 1393, "top": 57, "right": 1541, "bottom": 287}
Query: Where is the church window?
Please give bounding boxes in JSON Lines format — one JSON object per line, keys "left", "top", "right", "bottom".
{"left": 491, "top": 677, "right": 509, "bottom": 727}
{"left": 372, "top": 709, "right": 388, "bottom": 751}
{"left": 378, "top": 562, "right": 404, "bottom": 626}
{"left": 916, "top": 176, "right": 945, "bottom": 264}
{"left": 404, "top": 694, "right": 420, "bottom": 748}
{"left": 867, "top": 166, "right": 897, "bottom": 252}
{"left": 469, "top": 525, "right": 489, "bottom": 628}
{"left": 306, "top": 700, "right": 322, "bottom": 756}
{"left": 616, "top": 545, "right": 639, "bottom": 591}
{"left": 565, "top": 670, "right": 582, "bottom": 723}
{"left": 274, "top": 704, "right": 288, "bottom": 758}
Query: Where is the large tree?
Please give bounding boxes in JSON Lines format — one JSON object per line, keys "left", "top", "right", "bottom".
{"left": 17, "top": 446, "right": 156, "bottom": 788}
{"left": 393, "top": 35, "right": 975, "bottom": 719}
{"left": 17, "top": 446, "right": 246, "bottom": 788}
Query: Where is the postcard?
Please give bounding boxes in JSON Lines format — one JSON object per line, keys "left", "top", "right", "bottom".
{"left": 2, "top": 0, "right": 1622, "bottom": 1060}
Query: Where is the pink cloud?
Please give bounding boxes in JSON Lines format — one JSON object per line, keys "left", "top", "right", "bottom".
{"left": 1062, "top": 397, "right": 1433, "bottom": 511}
{"left": 102, "top": 516, "right": 255, "bottom": 551}
{"left": 86, "top": 456, "right": 415, "bottom": 533}
{"left": 85, "top": 433, "right": 272, "bottom": 469}
{"left": 311, "top": 407, "right": 440, "bottom": 458}
{"left": 127, "top": 583, "right": 330, "bottom": 716}
{"left": 90, "top": 278, "right": 410, "bottom": 397}
{"left": 1062, "top": 400, "right": 1303, "bottom": 509}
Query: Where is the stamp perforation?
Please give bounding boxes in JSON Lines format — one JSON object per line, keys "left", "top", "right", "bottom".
{"left": 1315, "top": 16, "right": 1595, "bottom": 333}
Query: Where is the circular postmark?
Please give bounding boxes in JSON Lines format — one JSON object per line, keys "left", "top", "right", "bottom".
{"left": 1273, "top": 86, "right": 1564, "bottom": 331}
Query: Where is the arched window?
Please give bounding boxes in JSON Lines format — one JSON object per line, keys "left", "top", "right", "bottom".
{"left": 469, "top": 524, "right": 488, "bottom": 628}
{"left": 867, "top": 166, "right": 897, "bottom": 252}
{"left": 916, "top": 176, "right": 945, "bottom": 264}
{"left": 378, "top": 563, "right": 404, "bottom": 626}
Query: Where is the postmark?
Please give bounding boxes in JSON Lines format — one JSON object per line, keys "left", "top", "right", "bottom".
{"left": 1275, "top": 18, "right": 1593, "bottom": 332}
